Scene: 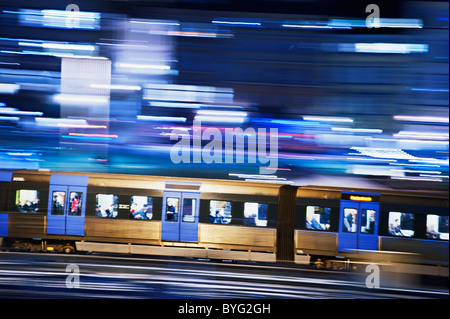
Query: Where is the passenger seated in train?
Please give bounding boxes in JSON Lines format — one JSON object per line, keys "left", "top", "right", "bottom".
{"left": 131, "top": 204, "right": 153, "bottom": 220}
{"left": 209, "top": 209, "right": 225, "bottom": 224}
{"left": 306, "top": 215, "right": 324, "bottom": 230}
{"left": 389, "top": 219, "right": 406, "bottom": 236}
{"left": 16, "top": 199, "right": 39, "bottom": 213}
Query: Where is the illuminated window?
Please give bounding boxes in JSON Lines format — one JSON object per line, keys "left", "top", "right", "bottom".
{"left": 361, "top": 209, "right": 376, "bottom": 234}
{"left": 95, "top": 194, "right": 118, "bottom": 218}
{"left": 244, "top": 202, "right": 267, "bottom": 227}
{"left": 426, "top": 215, "right": 449, "bottom": 241}
{"left": 306, "top": 206, "right": 331, "bottom": 231}
{"left": 388, "top": 212, "right": 414, "bottom": 237}
{"left": 165, "top": 197, "right": 179, "bottom": 222}
{"left": 15, "top": 190, "right": 39, "bottom": 213}
{"left": 51, "top": 191, "right": 65, "bottom": 215}
{"left": 342, "top": 208, "right": 357, "bottom": 233}
{"left": 209, "top": 200, "right": 232, "bottom": 224}
{"left": 130, "top": 196, "right": 153, "bottom": 220}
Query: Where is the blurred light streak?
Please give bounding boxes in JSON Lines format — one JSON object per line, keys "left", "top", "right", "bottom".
{"left": 212, "top": 19, "right": 262, "bottom": 27}
{"left": 303, "top": 116, "right": 353, "bottom": 123}
{"left": 389, "top": 162, "right": 440, "bottom": 168}
{"left": 137, "top": 115, "right": 187, "bottom": 123}
{"left": 0, "top": 116, "right": 19, "bottom": 121}
{"left": 90, "top": 84, "right": 141, "bottom": 91}
{"left": 11, "top": 8, "right": 101, "bottom": 30}
{"left": 394, "top": 131, "right": 449, "bottom": 140}
{"left": 130, "top": 20, "right": 180, "bottom": 26}
{"left": 149, "top": 101, "right": 201, "bottom": 109}
{"left": 332, "top": 127, "right": 383, "bottom": 134}
{"left": 35, "top": 118, "right": 107, "bottom": 129}
{"left": 62, "top": 135, "right": 113, "bottom": 141}
{"left": 117, "top": 63, "right": 171, "bottom": 70}
{"left": 229, "top": 173, "right": 284, "bottom": 180}
{"left": 0, "top": 83, "right": 20, "bottom": 94}
{"left": 347, "top": 157, "right": 397, "bottom": 163}
{"left": 391, "top": 176, "right": 443, "bottom": 182}
{"left": 390, "top": 169, "right": 442, "bottom": 175}
{"left": 0, "top": 102, "right": 6, "bottom": 107}
{"left": 194, "top": 115, "right": 246, "bottom": 124}
{"left": 338, "top": 43, "right": 428, "bottom": 54}
{"left": 351, "top": 165, "right": 404, "bottom": 177}
{"left": 351, "top": 147, "right": 417, "bottom": 160}
{"left": 328, "top": 18, "right": 423, "bottom": 28}
{"left": 6, "top": 152, "right": 33, "bottom": 156}
{"left": 68, "top": 133, "right": 118, "bottom": 138}
{"left": 196, "top": 110, "right": 247, "bottom": 117}
{"left": 150, "top": 30, "right": 233, "bottom": 38}
{"left": 53, "top": 94, "right": 109, "bottom": 104}
{"left": 394, "top": 115, "right": 449, "bottom": 124}
{"left": 367, "top": 137, "right": 449, "bottom": 147}
{"left": 409, "top": 87, "right": 449, "bottom": 92}
{"left": 245, "top": 179, "right": 293, "bottom": 184}
{"left": 266, "top": 167, "right": 291, "bottom": 171}
{"left": 282, "top": 24, "right": 351, "bottom": 30}
{"left": 18, "top": 41, "right": 96, "bottom": 51}
{"left": 0, "top": 107, "right": 42, "bottom": 116}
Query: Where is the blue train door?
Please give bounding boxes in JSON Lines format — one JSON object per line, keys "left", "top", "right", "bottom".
{"left": 47, "top": 175, "right": 88, "bottom": 236}
{"left": 161, "top": 191, "right": 200, "bottom": 242}
{"left": 338, "top": 192, "right": 380, "bottom": 253}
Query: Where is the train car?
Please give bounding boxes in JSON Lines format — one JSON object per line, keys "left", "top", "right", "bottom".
{"left": 0, "top": 169, "right": 448, "bottom": 268}
{"left": 294, "top": 186, "right": 449, "bottom": 266}
{"left": 0, "top": 169, "right": 284, "bottom": 262}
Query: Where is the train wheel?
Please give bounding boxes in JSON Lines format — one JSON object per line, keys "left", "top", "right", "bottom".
{"left": 62, "top": 245, "right": 75, "bottom": 254}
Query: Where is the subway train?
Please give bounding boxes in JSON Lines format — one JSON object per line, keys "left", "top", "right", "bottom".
{"left": 0, "top": 169, "right": 448, "bottom": 268}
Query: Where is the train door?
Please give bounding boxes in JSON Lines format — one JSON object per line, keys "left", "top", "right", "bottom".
{"left": 338, "top": 192, "right": 380, "bottom": 253}
{"left": 47, "top": 175, "right": 88, "bottom": 236}
{"left": 161, "top": 191, "right": 200, "bottom": 242}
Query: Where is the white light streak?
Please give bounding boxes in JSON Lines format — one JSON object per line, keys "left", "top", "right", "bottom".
{"left": 90, "top": 84, "right": 141, "bottom": 91}
{"left": 282, "top": 24, "right": 351, "bottom": 30}
{"left": 137, "top": 115, "right": 187, "bottom": 123}
{"left": 117, "top": 63, "right": 171, "bottom": 70}
{"left": 393, "top": 115, "right": 449, "bottom": 124}
{"left": 332, "top": 127, "right": 383, "bottom": 134}
{"left": 303, "top": 116, "right": 354, "bottom": 123}
{"left": 0, "top": 83, "right": 20, "bottom": 94}
{"left": 53, "top": 94, "right": 109, "bottom": 104}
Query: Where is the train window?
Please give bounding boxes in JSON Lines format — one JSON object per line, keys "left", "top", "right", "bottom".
{"left": 342, "top": 208, "right": 357, "bottom": 233}
{"left": 95, "top": 194, "right": 118, "bottom": 218}
{"left": 130, "top": 196, "right": 153, "bottom": 220}
{"left": 388, "top": 212, "right": 414, "bottom": 237}
{"left": 166, "top": 197, "right": 179, "bottom": 222}
{"left": 361, "top": 209, "right": 376, "bottom": 234}
{"left": 306, "top": 206, "right": 331, "bottom": 231}
{"left": 15, "top": 189, "right": 39, "bottom": 213}
{"left": 426, "top": 215, "right": 449, "bottom": 241}
{"left": 209, "top": 200, "right": 232, "bottom": 224}
{"left": 69, "top": 192, "right": 83, "bottom": 216}
{"left": 182, "top": 198, "right": 196, "bottom": 223}
{"left": 51, "top": 191, "right": 65, "bottom": 215}
{"left": 244, "top": 202, "right": 267, "bottom": 227}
